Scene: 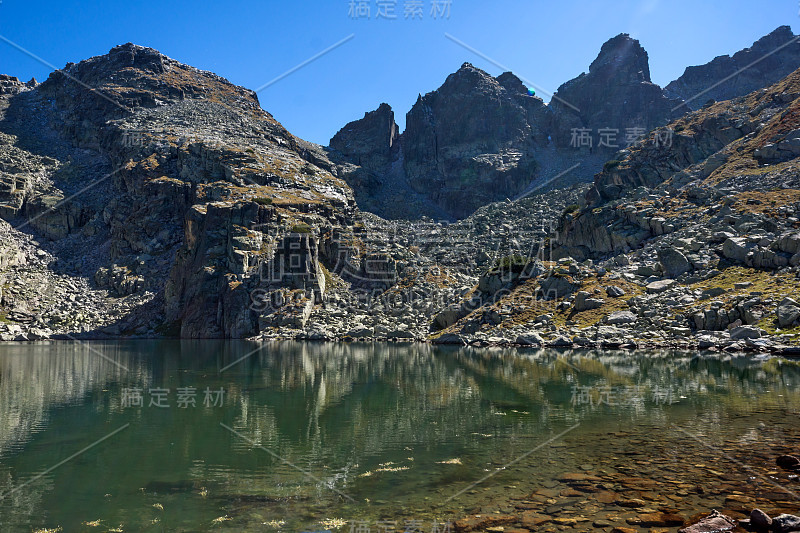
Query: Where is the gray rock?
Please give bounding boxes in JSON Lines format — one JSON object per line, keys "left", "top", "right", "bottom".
{"left": 606, "top": 310, "right": 637, "bottom": 325}
{"left": 636, "top": 264, "right": 660, "bottom": 277}
{"left": 347, "top": 327, "right": 374, "bottom": 338}
{"left": 548, "top": 335, "right": 573, "bottom": 347}
{"left": 777, "top": 298, "right": 800, "bottom": 328}
{"left": 701, "top": 287, "right": 727, "bottom": 299}
{"left": 772, "top": 514, "right": 800, "bottom": 533}
{"left": 574, "top": 291, "right": 604, "bottom": 312}
{"left": 516, "top": 332, "right": 544, "bottom": 346}
{"left": 646, "top": 279, "right": 676, "bottom": 293}
{"left": 606, "top": 285, "right": 626, "bottom": 298}
{"left": 658, "top": 247, "right": 691, "bottom": 278}
{"left": 728, "top": 326, "right": 761, "bottom": 340}
{"left": 432, "top": 333, "right": 466, "bottom": 345}
{"left": 722, "top": 237, "right": 751, "bottom": 263}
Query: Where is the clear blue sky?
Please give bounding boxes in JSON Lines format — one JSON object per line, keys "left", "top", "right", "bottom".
{"left": 0, "top": 1, "right": 797, "bottom": 145}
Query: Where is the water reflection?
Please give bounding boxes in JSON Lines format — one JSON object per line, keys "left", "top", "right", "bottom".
{"left": 0, "top": 342, "right": 797, "bottom": 532}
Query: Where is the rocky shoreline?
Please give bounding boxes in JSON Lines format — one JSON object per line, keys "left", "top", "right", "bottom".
{"left": 449, "top": 451, "right": 800, "bottom": 533}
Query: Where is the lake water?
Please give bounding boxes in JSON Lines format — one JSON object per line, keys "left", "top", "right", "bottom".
{"left": 0, "top": 341, "right": 798, "bottom": 532}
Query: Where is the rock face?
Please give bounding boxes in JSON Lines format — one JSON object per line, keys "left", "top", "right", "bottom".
{"left": 0, "top": 74, "right": 35, "bottom": 96}
{"left": 332, "top": 33, "right": 695, "bottom": 221}
{"left": 328, "top": 103, "right": 408, "bottom": 216}
{"left": 332, "top": 64, "right": 553, "bottom": 220}
{"left": 549, "top": 34, "right": 689, "bottom": 149}
{"left": 401, "top": 63, "right": 546, "bottom": 219}
{"left": 330, "top": 102, "right": 399, "bottom": 172}
{"left": 331, "top": 27, "right": 800, "bottom": 221}
{"left": 665, "top": 26, "right": 800, "bottom": 109}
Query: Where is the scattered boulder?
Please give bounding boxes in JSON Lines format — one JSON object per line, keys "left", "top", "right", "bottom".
{"left": 432, "top": 333, "right": 467, "bottom": 345}
{"left": 548, "top": 335, "right": 573, "bottom": 347}
{"left": 606, "top": 285, "right": 626, "bottom": 298}
{"left": 516, "top": 332, "right": 544, "bottom": 346}
{"left": 777, "top": 298, "right": 800, "bottom": 328}
{"left": 606, "top": 310, "right": 637, "bottom": 325}
{"left": 658, "top": 247, "right": 691, "bottom": 278}
{"left": 701, "top": 287, "right": 727, "bottom": 299}
{"left": 729, "top": 325, "right": 761, "bottom": 340}
{"left": 574, "top": 291, "right": 604, "bottom": 311}
{"left": 646, "top": 279, "right": 676, "bottom": 294}
{"left": 722, "top": 237, "right": 751, "bottom": 263}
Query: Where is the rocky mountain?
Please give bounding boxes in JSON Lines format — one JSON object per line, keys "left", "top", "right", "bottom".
{"left": 3, "top": 38, "right": 800, "bottom": 352}
{"left": 332, "top": 28, "right": 800, "bottom": 222}
{"left": 329, "top": 64, "right": 559, "bottom": 221}
{"left": 665, "top": 26, "right": 800, "bottom": 109}
{"left": 329, "top": 102, "right": 399, "bottom": 173}
{"left": 0, "top": 43, "right": 363, "bottom": 339}
{"left": 429, "top": 65, "right": 800, "bottom": 353}
{"left": 548, "top": 33, "right": 690, "bottom": 149}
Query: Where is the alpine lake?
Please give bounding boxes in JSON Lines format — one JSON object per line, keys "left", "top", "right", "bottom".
{"left": 0, "top": 341, "right": 798, "bottom": 532}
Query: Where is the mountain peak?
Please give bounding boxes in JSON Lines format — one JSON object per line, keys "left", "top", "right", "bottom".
{"left": 589, "top": 33, "right": 651, "bottom": 83}
{"left": 756, "top": 25, "right": 795, "bottom": 46}
{"left": 103, "top": 42, "right": 168, "bottom": 74}
{"left": 39, "top": 42, "right": 260, "bottom": 115}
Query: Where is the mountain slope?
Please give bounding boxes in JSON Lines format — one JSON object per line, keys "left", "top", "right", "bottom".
{"left": 0, "top": 43, "right": 359, "bottom": 339}
{"left": 428, "top": 66, "right": 800, "bottom": 352}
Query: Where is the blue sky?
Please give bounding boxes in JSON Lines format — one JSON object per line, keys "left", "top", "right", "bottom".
{"left": 0, "top": 1, "right": 797, "bottom": 145}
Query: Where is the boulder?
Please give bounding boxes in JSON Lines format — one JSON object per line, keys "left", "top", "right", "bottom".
{"left": 729, "top": 326, "right": 761, "bottom": 340}
{"left": 678, "top": 511, "right": 737, "bottom": 533}
{"left": 749, "top": 509, "right": 772, "bottom": 530}
{"left": 432, "top": 333, "right": 467, "bottom": 345}
{"left": 722, "top": 237, "right": 750, "bottom": 263}
{"left": 548, "top": 335, "right": 573, "bottom": 347}
{"left": 772, "top": 515, "right": 800, "bottom": 533}
{"left": 606, "top": 310, "right": 637, "bottom": 325}
{"left": 606, "top": 285, "right": 626, "bottom": 297}
{"left": 777, "top": 298, "right": 800, "bottom": 328}
{"left": 776, "top": 455, "right": 800, "bottom": 469}
{"left": 574, "top": 291, "right": 604, "bottom": 312}
{"left": 658, "top": 248, "right": 691, "bottom": 278}
{"left": 516, "top": 332, "right": 544, "bottom": 346}
{"left": 646, "top": 279, "right": 676, "bottom": 294}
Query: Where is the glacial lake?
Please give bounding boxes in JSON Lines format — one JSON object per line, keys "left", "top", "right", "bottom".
{"left": 0, "top": 341, "right": 799, "bottom": 532}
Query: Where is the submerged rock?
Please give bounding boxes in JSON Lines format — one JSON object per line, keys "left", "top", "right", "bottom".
{"left": 678, "top": 511, "right": 737, "bottom": 533}
{"left": 776, "top": 455, "right": 800, "bottom": 469}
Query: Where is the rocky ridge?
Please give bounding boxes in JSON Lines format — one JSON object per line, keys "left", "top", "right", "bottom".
{"left": 331, "top": 28, "right": 800, "bottom": 221}
{"left": 665, "top": 25, "right": 800, "bottom": 110}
